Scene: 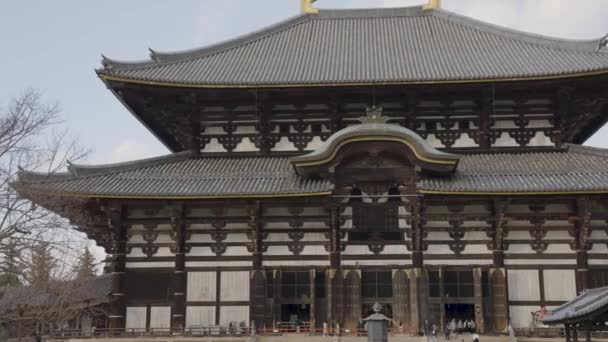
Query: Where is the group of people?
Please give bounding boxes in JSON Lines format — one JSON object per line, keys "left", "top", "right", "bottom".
{"left": 424, "top": 318, "right": 479, "bottom": 342}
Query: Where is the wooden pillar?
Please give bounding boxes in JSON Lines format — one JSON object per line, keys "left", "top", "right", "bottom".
{"left": 565, "top": 324, "right": 571, "bottom": 342}
{"left": 329, "top": 205, "right": 341, "bottom": 269}
{"left": 573, "top": 325, "right": 578, "bottom": 342}
{"left": 107, "top": 205, "right": 127, "bottom": 332}
{"left": 478, "top": 86, "right": 493, "bottom": 150}
{"left": 473, "top": 268, "right": 485, "bottom": 333}
{"left": 585, "top": 323, "right": 591, "bottom": 342}
{"left": 439, "top": 267, "right": 445, "bottom": 332}
{"left": 170, "top": 204, "right": 187, "bottom": 331}
{"left": 409, "top": 269, "right": 421, "bottom": 334}
{"left": 310, "top": 269, "right": 316, "bottom": 330}
{"left": 574, "top": 197, "right": 591, "bottom": 293}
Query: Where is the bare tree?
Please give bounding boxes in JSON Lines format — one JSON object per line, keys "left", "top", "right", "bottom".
{"left": 0, "top": 89, "right": 89, "bottom": 283}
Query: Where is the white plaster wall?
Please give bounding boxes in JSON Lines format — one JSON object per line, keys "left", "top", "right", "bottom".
{"left": 383, "top": 245, "right": 410, "bottom": 254}
{"left": 590, "top": 244, "right": 608, "bottom": 254}
{"left": 219, "top": 306, "right": 249, "bottom": 326}
{"left": 528, "top": 131, "right": 554, "bottom": 147}
{"left": 220, "top": 271, "right": 250, "bottom": 301}
{"left": 202, "top": 138, "right": 228, "bottom": 152}
{"left": 223, "top": 233, "right": 250, "bottom": 243}
{"left": 590, "top": 230, "right": 607, "bottom": 239}
{"left": 493, "top": 132, "right": 518, "bottom": 147}
{"left": 187, "top": 272, "right": 217, "bottom": 302}
{"left": 234, "top": 138, "right": 259, "bottom": 152}
{"left": 426, "top": 245, "right": 454, "bottom": 254}
{"left": 505, "top": 259, "right": 575, "bottom": 265}
{"left": 150, "top": 306, "right": 171, "bottom": 329}
{"left": 265, "top": 246, "right": 290, "bottom": 255}
{"left": 452, "top": 133, "right": 478, "bottom": 148}
{"left": 306, "top": 136, "right": 325, "bottom": 150}
{"left": 543, "top": 270, "right": 576, "bottom": 301}
{"left": 189, "top": 247, "right": 215, "bottom": 257}
{"left": 271, "top": 137, "right": 297, "bottom": 151}
{"left": 302, "top": 245, "right": 328, "bottom": 255}
{"left": 186, "top": 306, "right": 215, "bottom": 328}
{"left": 424, "top": 259, "right": 492, "bottom": 266}
{"left": 492, "top": 120, "right": 517, "bottom": 129}
{"left": 426, "top": 232, "right": 450, "bottom": 240}
{"left": 126, "top": 307, "right": 146, "bottom": 330}
{"left": 425, "top": 134, "right": 445, "bottom": 148}
{"left": 186, "top": 261, "right": 253, "bottom": 267}
{"left": 505, "top": 231, "right": 532, "bottom": 239}
{"left": 544, "top": 244, "right": 573, "bottom": 254}
{"left": 464, "top": 231, "right": 490, "bottom": 240}
{"left": 507, "top": 244, "right": 535, "bottom": 254}
{"left": 263, "top": 260, "right": 329, "bottom": 266}
{"left": 507, "top": 270, "right": 540, "bottom": 301}
{"left": 463, "top": 244, "right": 490, "bottom": 254}
{"left": 544, "top": 231, "right": 572, "bottom": 239}
{"left": 342, "top": 259, "right": 412, "bottom": 266}
{"left": 126, "top": 262, "right": 175, "bottom": 268}
{"left": 509, "top": 306, "right": 537, "bottom": 329}
{"left": 343, "top": 245, "right": 374, "bottom": 255}
{"left": 223, "top": 246, "right": 252, "bottom": 256}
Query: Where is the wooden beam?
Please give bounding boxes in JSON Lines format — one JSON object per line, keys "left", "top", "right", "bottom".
{"left": 170, "top": 203, "right": 187, "bottom": 331}
{"left": 106, "top": 203, "right": 127, "bottom": 332}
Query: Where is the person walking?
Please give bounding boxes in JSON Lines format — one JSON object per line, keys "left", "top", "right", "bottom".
{"left": 444, "top": 321, "right": 451, "bottom": 341}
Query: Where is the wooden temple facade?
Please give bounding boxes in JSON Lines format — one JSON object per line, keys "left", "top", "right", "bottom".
{"left": 14, "top": 0, "right": 608, "bottom": 335}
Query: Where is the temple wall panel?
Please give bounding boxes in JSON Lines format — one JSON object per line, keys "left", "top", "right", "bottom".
{"left": 189, "top": 247, "right": 216, "bottom": 256}
{"left": 543, "top": 270, "right": 576, "bottom": 301}
{"left": 186, "top": 306, "right": 215, "bottom": 328}
{"left": 426, "top": 232, "right": 450, "bottom": 240}
{"left": 424, "top": 259, "right": 492, "bottom": 265}
{"left": 220, "top": 271, "right": 250, "bottom": 301}
{"left": 126, "top": 262, "right": 175, "bottom": 268}
{"left": 201, "top": 138, "right": 228, "bottom": 152}
{"left": 186, "top": 261, "right": 252, "bottom": 267}
{"left": 463, "top": 244, "right": 491, "bottom": 254}
{"left": 223, "top": 246, "right": 252, "bottom": 256}
{"left": 306, "top": 136, "right": 325, "bottom": 150}
{"left": 528, "top": 131, "right": 554, "bottom": 147}
{"left": 509, "top": 306, "right": 537, "bottom": 329}
{"left": 452, "top": 133, "right": 477, "bottom": 148}
{"left": 187, "top": 272, "right": 217, "bottom": 302}
{"left": 543, "top": 230, "right": 572, "bottom": 239}
{"left": 507, "top": 270, "right": 540, "bottom": 301}
{"left": 263, "top": 260, "right": 329, "bottom": 266}
{"left": 343, "top": 245, "right": 374, "bottom": 255}
{"left": 505, "top": 259, "right": 575, "bottom": 265}
{"left": 126, "top": 307, "right": 146, "bottom": 329}
{"left": 219, "top": 306, "right": 249, "bottom": 326}
{"left": 382, "top": 245, "right": 410, "bottom": 254}
{"left": 425, "top": 134, "right": 444, "bottom": 148}
{"left": 506, "top": 244, "right": 535, "bottom": 254}
{"left": 271, "top": 137, "right": 297, "bottom": 151}
{"left": 265, "top": 246, "right": 291, "bottom": 255}
{"left": 342, "top": 259, "right": 412, "bottom": 266}
{"left": 492, "top": 132, "right": 518, "bottom": 147}
{"left": 590, "top": 230, "right": 608, "bottom": 239}
{"left": 590, "top": 243, "right": 608, "bottom": 254}
{"left": 150, "top": 306, "right": 171, "bottom": 329}
{"left": 543, "top": 244, "right": 572, "bottom": 254}
{"left": 233, "top": 137, "right": 259, "bottom": 152}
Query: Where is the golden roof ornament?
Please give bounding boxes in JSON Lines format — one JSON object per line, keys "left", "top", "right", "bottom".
{"left": 423, "top": 0, "right": 441, "bottom": 10}
{"left": 359, "top": 106, "right": 389, "bottom": 124}
{"left": 301, "top": 0, "right": 319, "bottom": 14}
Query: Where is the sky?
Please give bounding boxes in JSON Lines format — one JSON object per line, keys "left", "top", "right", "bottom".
{"left": 2, "top": 0, "right": 608, "bottom": 263}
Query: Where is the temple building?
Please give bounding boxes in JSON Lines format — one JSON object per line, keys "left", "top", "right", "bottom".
{"left": 13, "top": 0, "right": 608, "bottom": 336}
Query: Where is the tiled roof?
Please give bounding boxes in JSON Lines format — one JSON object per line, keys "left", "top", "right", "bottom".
{"left": 0, "top": 275, "right": 112, "bottom": 316}
{"left": 16, "top": 152, "right": 334, "bottom": 198}
{"left": 14, "top": 145, "right": 608, "bottom": 198}
{"left": 98, "top": 6, "right": 608, "bottom": 87}
{"left": 418, "top": 144, "right": 608, "bottom": 194}
{"left": 543, "top": 285, "right": 608, "bottom": 324}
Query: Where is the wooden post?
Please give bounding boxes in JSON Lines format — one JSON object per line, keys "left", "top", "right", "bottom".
{"left": 310, "top": 269, "right": 316, "bottom": 331}
{"left": 573, "top": 325, "right": 578, "bottom": 342}
{"left": 473, "top": 268, "right": 485, "bottom": 333}
{"left": 409, "top": 269, "right": 421, "bottom": 335}
{"left": 329, "top": 205, "right": 341, "bottom": 269}
{"left": 575, "top": 197, "right": 591, "bottom": 293}
{"left": 107, "top": 204, "right": 127, "bottom": 332}
{"left": 170, "top": 204, "right": 187, "bottom": 331}
{"left": 565, "top": 324, "right": 571, "bottom": 342}
{"left": 585, "top": 323, "right": 591, "bottom": 342}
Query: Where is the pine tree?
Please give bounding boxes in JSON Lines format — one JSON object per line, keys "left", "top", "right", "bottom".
{"left": 74, "top": 247, "right": 97, "bottom": 279}
{"left": 27, "top": 241, "right": 55, "bottom": 287}
{"left": 0, "top": 239, "right": 21, "bottom": 287}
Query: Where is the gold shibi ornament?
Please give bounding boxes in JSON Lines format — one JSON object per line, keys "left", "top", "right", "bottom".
{"left": 300, "top": 0, "right": 319, "bottom": 14}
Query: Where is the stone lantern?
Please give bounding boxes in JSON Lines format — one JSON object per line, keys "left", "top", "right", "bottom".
{"left": 363, "top": 303, "right": 392, "bottom": 342}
